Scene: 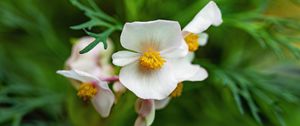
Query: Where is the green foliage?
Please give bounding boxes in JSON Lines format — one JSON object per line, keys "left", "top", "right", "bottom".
{"left": 0, "top": 0, "right": 69, "bottom": 125}
{"left": 226, "top": 14, "right": 300, "bottom": 59}
{"left": 201, "top": 61, "right": 299, "bottom": 126}
{"left": 215, "top": 2, "right": 300, "bottom": 124}
{"left": 69, "top": 0, "right": 122, "bottom": 54}
{"left": 0, "top": 0, "right": 300, "bottom": 126}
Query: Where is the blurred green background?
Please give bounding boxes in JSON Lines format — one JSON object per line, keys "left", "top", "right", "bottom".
{"left": 1, "top": 0, "right": 300, "bottom": 126}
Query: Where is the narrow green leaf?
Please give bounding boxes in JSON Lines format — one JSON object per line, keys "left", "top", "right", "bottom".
{"left": 79, "top": 28, "right": 115, "bottom": 54}
{"left": 70, "top": 18, "right": 113, "bottom": 30}
{"left": 215, "top": 69, "right": 245, "bottom": 114}
{"left": 233, "top": 91, "right": 244, "bottom": 114}
{"left": 242, "top": 88, "right": 263, "bottom": 125}
{"left": 273, "top": 106, "right": 286, "bottom": 126}
{"left": 79, "top": 37, "right": 101, "bottom": 54}
{"left": 70, "top": 0, "right": 116, "bottom": 23}
{"left": 224, "top": 77, "right": 245, "bottom": 114}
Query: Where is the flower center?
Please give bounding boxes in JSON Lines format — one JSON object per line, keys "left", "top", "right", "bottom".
{"left": 184, "top": 33, "right": 199, "bottom": 52}
{"left": 77, "top": 83, "right": 98, "bottom": 101}
{"left": 139, "top": 48, "right": 165, "bottom": 70}
{"left": 170, "top": 82, "right": 183, "bottom": 97}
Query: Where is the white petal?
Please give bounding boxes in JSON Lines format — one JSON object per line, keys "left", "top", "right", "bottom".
{"left": 56, "top": 69, "right": 98, "bottom": 83}
{"left": 119, "top": 62, "right": 178, "bottom": 100}
{"left": 198, "top": 33, "right": 209, "bottom": 46}
{"left": 99, "top": 64, "right": 114, "bottom": 79}
{"left": 144, "top": 101, "right": 155, "bottom": 126}
{"left": 135, "top": 99, "right": 155, "bottom": 126}
{"left": 160, "top": 40, "right": 188, "bottom": 58}
{"left": 66, "top": 37, "right": 115, "bottom": 78}
{"left": 112, "top": 51, "right": 140, "bottom": 66}
{"left": 134, "top": 117, "right": 147, "bottom": 126}
{"left": 186, "top": 52, "right": 195, "bottom": 62}
{"left": 170, "top": 57, "right": 208, "bottom": 82}
{"left": 68, "top": 59, "right": 104, "bottom": 76}
{"left": 170, "top": 59, "right": 199, "bottom": 82}
{"left": 121, "top": 20, "right": 184, "bottom": 52}
{"left": 99, "top": 38, "right": 115, "bottom": 62}
{"left": 186, "top": 66, "right": 208, "bottom": 81}
{"left": 91, "top": 84, "right": 115, "bottom": 117}
{"left": 112, "top": 81, "right": 126, "bottom": 93}
{"left": 135, "top": 99, "right": 152, "bottom": 116}
{"left": 183, "top": 1, "right": 223, "bottom": 33}
{"left": 66, "top": 37, "right": 105, "bottom": 66}
{"left": 66, "top": 37, "right": 95, "bottom": 65}
{"left": 99, "top": 38, "right": 115, "bottom": 71}
{"left": 154, "top": 97, "right": 171, "bottom": 110}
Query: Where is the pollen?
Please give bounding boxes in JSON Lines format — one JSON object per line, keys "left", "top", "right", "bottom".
{"left": 170, "top": 82, "right": 183, "bottom": 98}
{"left": 184, "top": 33, "right": 199, "bottom": 52}
{"left": 77, "top": 83, "right": 98, "bottom": 101}
{"left": 139, "top": 49, "right": 165, "bottom": 70}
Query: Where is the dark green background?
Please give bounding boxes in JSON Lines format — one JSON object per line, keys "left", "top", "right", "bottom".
{"left": 1, "top": 0, "right": 300, "bottom": 126}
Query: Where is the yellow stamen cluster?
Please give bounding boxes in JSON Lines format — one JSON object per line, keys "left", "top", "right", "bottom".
{"left": 184, "top": 33, "right": 199, "bottom": 52}
{"left": 77, "top": 83, "right": 98, "bottom": 101}
{"left": 139, "top": 49, "right": 165, "bottom": 70}
{"left": 170, "top": 82, "right": 183, "bottom": 97}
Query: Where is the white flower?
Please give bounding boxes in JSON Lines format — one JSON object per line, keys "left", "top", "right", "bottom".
{"left": 66, "top": 36, "right": 115, "bottom": 79}
{"left": 58, "top": 37, "right": 117, "bottom": 117}
{"left": 172, "top": 1, "right": 221, "bottom": 84}
{"left": 150, "top": 1, "right": 221, "bottom": 109}
{"left": 112, "top": 20, "right": 195, "bottom": 100}
{"left": 57, "top": 70, "right": 115, "bottom": 117}
{"left": 133, "top": 98, "right": 171, "bottom": 126}
{"left": 134, "top": 2, "right": 222, "bottom": 125}
{"left": 183, "top": 1, "right": 222, "bottom": 50}
{"left": 168, "top": 1, "right": 221, "bottom": 92}
{"left": 134, "top": 99, "right": 155, "bottom": 126}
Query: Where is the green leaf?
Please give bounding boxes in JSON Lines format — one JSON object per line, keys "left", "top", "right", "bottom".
{"left": 222, "top": 73, "right": 245, "bottom": 114}
{"left": 70, "top": 0, "right": 116, "bottom": 23}
{"left": 70, "top": 19, "right": 112, "bottom": 30}
{"left": 226, "top": 13, "right": 300, "bottom": 59}
{"left": 79, "top": 28, "right": 114, "bottom": 54}
{"left": 273, "top": 106, "right": 286, "bottom": 126}
{"left": 69, "top": 0, "right": 122, "bottom": 52}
